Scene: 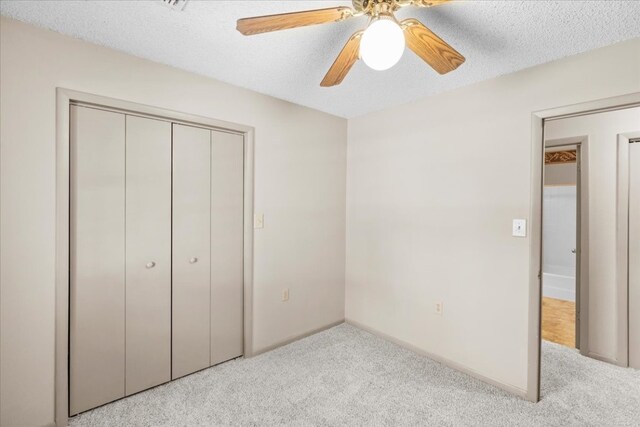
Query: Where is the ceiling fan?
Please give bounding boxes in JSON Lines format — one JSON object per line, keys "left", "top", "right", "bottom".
{"left": 236, "top": 0, "right": 465, "bottom": 87}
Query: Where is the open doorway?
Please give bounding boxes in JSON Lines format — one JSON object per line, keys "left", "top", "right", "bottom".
{"left": 530, "top": 101, "right": 640, "bottom": 402}
{"left": 542, "top": 144, "right": 580, "bottom": 349}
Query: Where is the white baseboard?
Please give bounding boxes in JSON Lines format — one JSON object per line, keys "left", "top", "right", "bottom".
{"left": 542, "top": 272, "right": 576, "bottom": 301}
{"left": 585, "top": 351, "right": 620, "bottom": 366}
{"left": 543, "top": 286, "right": 575, "bottom": 301}
{"left": 345, "top": 318, "right": 528, "bottom": 399}
{"left": 250, "top": 319, "right": 345, "bottom": 357}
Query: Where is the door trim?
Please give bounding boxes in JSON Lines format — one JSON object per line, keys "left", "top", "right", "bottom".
{"left": 527, "top": 92, "right": 640, "bottom": 403}
{"left": 55, "top": 88, "right": 256, "bottom": 426}
{"left": 543, "top": 137, "right": 589, "bottom": 355}
{"left": 616, "top": 131, "right": 640, "bottom": 368}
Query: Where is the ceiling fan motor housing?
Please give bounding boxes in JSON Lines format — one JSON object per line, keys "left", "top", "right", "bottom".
{"left": 352, "top": 0, "right": 440, "bottom": 13}
{"left": 353, "top": 0, "right": 423, "bottom": 16}
{"left": 351, "top": 0, "right": 370, "bottom": 13}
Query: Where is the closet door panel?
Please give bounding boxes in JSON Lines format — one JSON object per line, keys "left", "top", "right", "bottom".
{"left": 125, "top": 116, "right": 172, "bottom": 394}
{"left": 172, "top": 124, "right": 211, "bottom": 379}
{"left": 70, "top": 106, "right": 125, "bottom": 415}
{"left": 629, "top": 142, "right": 640, "bottom": 369}
{"left": 210, "top": 131, "right": 244, "bottom": 366}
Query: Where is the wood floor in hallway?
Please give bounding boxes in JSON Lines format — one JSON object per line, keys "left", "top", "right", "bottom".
{"left": 542, "top": 296, "right": 576, "bottom": 348}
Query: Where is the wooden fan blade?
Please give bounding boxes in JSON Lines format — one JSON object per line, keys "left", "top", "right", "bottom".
{"left": 320, "top": 31, "right": 364, "bottom": 87}
{"left": 237, "top": 7, "right": 354, "bottom": 35}
{"left": 401, "top": 18, "right": 465, "bottom": 74}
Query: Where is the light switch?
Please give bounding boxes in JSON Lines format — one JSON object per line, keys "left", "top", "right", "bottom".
{"left": 282, "top": 288, "right": 289, "bottom": 302}
{"left": 254, "top": 213, "right": 264, "bottom": 229}
{"left": 512, "top": 219, "right": 527, "bottom": 237}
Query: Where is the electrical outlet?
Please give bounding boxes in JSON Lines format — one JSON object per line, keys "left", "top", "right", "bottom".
{"left": 282, "top": 288, "right": 289, "bottom": 302}
{"left": 254, "top": 213, "right": 264, "bottom": 229}
{"left": 435, "top": 301, "right": 443, "bottom": 315}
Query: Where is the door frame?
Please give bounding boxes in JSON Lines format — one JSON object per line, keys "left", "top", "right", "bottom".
{"left": 542, "top": 138, "right": 588, "bottom": 354}
{"left": 55, "top": 88, "right": 256, "bottom": 426}
{"left": 616, "top": 131, "right": 640, "bottom": 368}
{"left": 527, "top": 92, "right": 640, "bottom": 403}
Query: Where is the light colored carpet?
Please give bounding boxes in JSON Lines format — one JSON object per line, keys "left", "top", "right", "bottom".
{"left": 70, "top": 323, "right": 640, "bottom": 426}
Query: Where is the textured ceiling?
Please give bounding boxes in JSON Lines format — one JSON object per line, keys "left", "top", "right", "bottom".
{"left": 2, "top": 0, "right": 640, "bottom": 118}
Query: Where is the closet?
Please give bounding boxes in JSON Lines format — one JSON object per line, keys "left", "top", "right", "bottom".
{"left": 69, "top": 105, "right": 244, "bottom": 415}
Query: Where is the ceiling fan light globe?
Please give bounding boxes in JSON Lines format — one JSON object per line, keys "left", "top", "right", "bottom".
{"left": 360, "top": 18, "right": 405, "bottom": 71}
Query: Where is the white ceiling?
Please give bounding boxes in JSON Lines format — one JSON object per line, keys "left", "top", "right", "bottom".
{"left": 2, "top": 0, "right": 640, "bottom": 118}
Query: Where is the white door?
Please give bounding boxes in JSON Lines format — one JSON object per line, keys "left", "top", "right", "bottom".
{"left": 125, "top": 115, "right": 172, "bottom": 394}
{"left": 70, "top": 106, "right": 126, "bottom": 415}
{"left": 210, "top": 131, "right": 244, "bottom": 366}
{"left": 172, "top": 124, "right": 211, "bottom": 379}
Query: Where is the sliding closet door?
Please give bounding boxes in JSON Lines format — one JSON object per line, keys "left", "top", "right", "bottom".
{"left": 172, "top": 124, "right": 211, "bottom": 379}
{"left": 125, "top": 116, "right": 172, "bottom": 394}
{"left": 70, "top": 106, "right": 125, "bottom": 415}
{"left": 210, "top": 131, "right": 244, "bottom": 366}
{"left": 629, "top": 142, "right": 640, "bottom": 369}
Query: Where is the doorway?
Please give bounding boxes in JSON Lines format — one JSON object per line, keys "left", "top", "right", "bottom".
{"left": 542, "top": 144, "right": 582, "bottom": 349}
{"left": 618, "top": 135, "right": 640, "bottom": 369}
{"left": 527, "top": 94, "right": 640, "bottom": 403}
{"left": 542, "top": 107, "right": 640, "bottom": 369}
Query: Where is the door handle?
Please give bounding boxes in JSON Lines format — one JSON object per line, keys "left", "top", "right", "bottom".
{"left": 189, "top": 257, "right": 198, "bottom": 264}
{"left": 146, "top": 261, "right": 156, "bottom": 269}
{"left": 571, "top": 248, "right": 576, "bottom": 254}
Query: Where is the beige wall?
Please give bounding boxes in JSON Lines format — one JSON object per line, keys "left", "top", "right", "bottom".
{"left": 2, "top": 13, "right": 640, "bottom": 427}
{"left": 545, "top": 107, "right": 640, "bottom": 362}
{"left": 0, "top": 18, "right": 347, "bottom": 427}
{"left": 346, "top": 39, "right": 640, "bottom": 394}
